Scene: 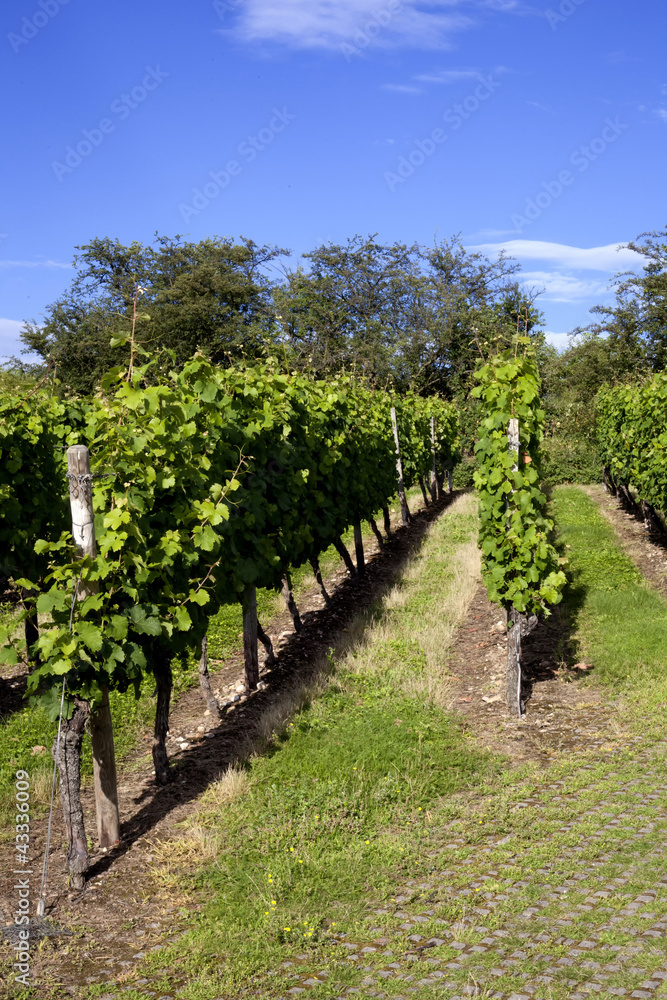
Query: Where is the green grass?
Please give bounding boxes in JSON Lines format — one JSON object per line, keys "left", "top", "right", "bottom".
{"left": 552, "top": 485, "right": 667, "bottom": 729}
{"left": 104, "top": 495, "right": 496, "bottom": 997}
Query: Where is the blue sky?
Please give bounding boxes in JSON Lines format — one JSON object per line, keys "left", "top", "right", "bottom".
{"left": 1, "top": 0, "right": 666, "bottom": 359}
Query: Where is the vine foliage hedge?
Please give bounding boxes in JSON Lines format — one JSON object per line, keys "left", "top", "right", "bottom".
{"left": 472, "top": 340, "right": 566, "bottom": 616}
{"left": 597, "top": 374, "right": 667, "bottom": 509}
{"left": 0, "top": 359, "right": 458, "bottom": 719}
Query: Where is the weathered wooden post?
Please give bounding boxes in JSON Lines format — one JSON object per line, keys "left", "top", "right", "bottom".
{"left": 353, "top": 520, "right": 365, "bottom": 577}
{"left": 430, "top": 416, "right": 438, "bottom": 503}
{"left": 67, "top": 444, "right": 120, "bottom": 848}
{"left": 505, "top": 420, "right": 523, "bottom": 718}
{"left": 53, "top": 696, "right": 90, "bottom": 890}
{"left": 390, "top": 406, "right": 410, "bottom": 525}
{"left": 242, "top": 585, "right": 260, "bottom": 690}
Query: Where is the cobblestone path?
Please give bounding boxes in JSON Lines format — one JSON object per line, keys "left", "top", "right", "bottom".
{"left": 273, "top": 739, "right": 667, "bottom": 1000}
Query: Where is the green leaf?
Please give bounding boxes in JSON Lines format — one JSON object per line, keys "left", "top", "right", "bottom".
{"left": 109, "top": 615, "right": 129, "bottom": 641}
{"left": 76, "top": 621, "right": 104, "bottom": 652}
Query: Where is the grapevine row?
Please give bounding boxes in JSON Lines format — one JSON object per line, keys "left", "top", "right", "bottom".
{"left": 598, "top": 374, "right": 667, "bottom": 523}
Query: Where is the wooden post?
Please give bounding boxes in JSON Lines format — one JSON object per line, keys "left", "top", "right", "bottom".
{"left": 368, "top": 517, "right": 384, "bottom": 550}
{"left": 67, "top": 445, "right": 96, "bottom": 598}
{"left": 382, "top": 506, "right": 392, "bottom": 539}
{"left": 506, "top": 607, "right": 523, "bottom": 717}
{"left": 506, "top": 419, "right": 523, "bottom": 718}
{"left": 67, "top": 445, "right": 120, "bottom": 848}
{"left": 508, "top": 418, "right": 520, "bottom": 471}
{"left": 281, "top": 572, "right": 302, "bottom": 632}
{"left": 430, "top": 416, "right": 438, "bottom": 503}
{"left": 333, "top": 536, "right": 357, "bottom": 579}
{"left": 309, "top": 556, "right": 331, "bottom": 606}
{"left": 89, "top": 689, "right": 120, "bottom": 845}
{"left": 353, "top": 520, "right": 365, "bottom": 577}
{"left": 198, "top": 634, "right": 222, "bottom": 716}
{"left": 390, "top": 406, "right": 410, "bottom": 525}
{"left": 54, "top": 697, "right": 90, "bottom": 890}
{"left": 242, "top": 585, "right": 260, "bottom": 690}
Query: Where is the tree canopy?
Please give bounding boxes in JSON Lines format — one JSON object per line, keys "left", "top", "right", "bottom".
{"left": 20, "top": 234, "right": 287, "bottom": 395}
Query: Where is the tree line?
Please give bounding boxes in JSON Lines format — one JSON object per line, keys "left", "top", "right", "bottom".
{"left": 12, "top": 232, "right": 541, "bottom": 398}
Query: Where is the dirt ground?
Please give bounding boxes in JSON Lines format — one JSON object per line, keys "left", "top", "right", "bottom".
{"left": 446, "top": 584, "right": 631, "bottom": 767}
{"left": 0, "top": 484, "right": 657, "bottom": 994}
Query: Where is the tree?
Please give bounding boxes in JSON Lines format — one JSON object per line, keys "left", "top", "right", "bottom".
{"left": 400, "top": 238, "right": 537, "bottom": 398}
{"left": 275, "top": 234, "right": 541, "bottom": 399}
{"left": 275, "top": 235, "right": 423, "bottom": 384}
{"left": 20, "top": 235, "right": 288, "bottom": 395}
{"left": 586, "top": 226, "right": 667, "bottom": 372}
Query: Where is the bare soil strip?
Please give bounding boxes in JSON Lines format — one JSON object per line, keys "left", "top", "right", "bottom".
{"left": 446, "top": 583, "right": 626, "bottom": 767}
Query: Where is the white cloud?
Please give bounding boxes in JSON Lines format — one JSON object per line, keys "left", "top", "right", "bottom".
{"left": 415, "top": 68, "right": 484, "bottom": 84}
{"left": 470, "top": 239, "right": 644, "bottom": 272}
{"left": 543, "top": 330, "right": 571, "bottom": 351}
{"left": 520, "top": 271, "right": 609, "bottom": 302}
{"left": 227, "top": 1, "right": 476, "bottom": 50}
{"left": 381, "top": 83, "right": 422, "bottom": 94}
{"left": 0, "top": 258, "right": 71, "bottom": 269}
{"left": 0, "top": 318, "right": 25, "bottom": 358}
{"left": 464, "top": 227, "right": 521, "bottom": 239}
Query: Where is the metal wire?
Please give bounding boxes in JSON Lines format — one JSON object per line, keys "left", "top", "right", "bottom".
{"left": 36, "top": 570, "right": 82, "bottom": 917}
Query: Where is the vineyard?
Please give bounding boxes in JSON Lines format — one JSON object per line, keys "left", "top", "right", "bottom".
{"left": 3, "top": 335, "right": 667, "bottom": 999}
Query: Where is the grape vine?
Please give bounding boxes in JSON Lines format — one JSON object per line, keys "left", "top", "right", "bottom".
{"left": 473, "top": 340, "right": 567, "bottom": 616}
